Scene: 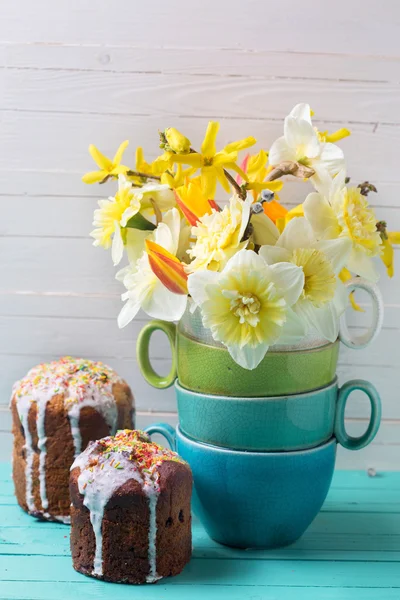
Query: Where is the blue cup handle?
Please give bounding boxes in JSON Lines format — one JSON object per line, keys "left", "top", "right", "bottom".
{"left": 144, "top": 422, "right": 177, "bottom": 451}
{"left": 334, "top": 379, "right": 382, "bottom": 450}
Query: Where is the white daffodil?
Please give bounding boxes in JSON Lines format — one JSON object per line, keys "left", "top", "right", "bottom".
{"left": 269, "top": 103, "right": 346, "bottom": 190}
{"left": 133, "top": 182, "right": 176, "bottom": 214}
{"left": 187, "top": 249, "right": 305, "bottom": 370}
{"left": 259, "top": 217, "right": 352, "bottom": 342}
{"left": 117, "top": 208, "right": 187, "bottom": 327}
{"left": 187, "top": 195, "right": 253, "bottom": 272}
{"left": 303, "top": 171, "right": 382, "bottom": 282}
{"left": 91, "top": 175, "right": 141, "bottom": 266}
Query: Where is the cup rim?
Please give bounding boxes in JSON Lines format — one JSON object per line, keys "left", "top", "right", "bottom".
{"left": 175, "top": 377, "right": 339, "bottom": 401}
{"left": 176, "top": 426, "right": 337, "bottom": 456}
{"left": 177, "top": 328, "right": 339, "bottom": 354}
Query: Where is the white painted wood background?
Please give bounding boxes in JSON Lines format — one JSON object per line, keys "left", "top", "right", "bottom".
{"left": 1, "top": 0, "right": 400, "bottom": 469}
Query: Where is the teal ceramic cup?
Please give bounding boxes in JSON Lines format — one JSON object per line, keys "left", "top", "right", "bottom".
{"left": 145, "top": 424, "right": 337, "bottom": 549}
{"left": 175, "top": 378, "right": 381, "bottom": 451}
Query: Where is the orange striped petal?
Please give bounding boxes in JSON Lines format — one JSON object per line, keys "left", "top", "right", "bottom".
{"left": 174, "top": 185, "right": 213, "bottom": 226}
{"left": 145, "top": 240, "right": 188, "bottom": 295}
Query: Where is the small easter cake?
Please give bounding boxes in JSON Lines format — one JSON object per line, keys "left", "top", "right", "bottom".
{"left": 70, "top": 429, "right": 192, "bottom": 584}
{"left": 11, "top": 357, "right": 134, "bottom": 522}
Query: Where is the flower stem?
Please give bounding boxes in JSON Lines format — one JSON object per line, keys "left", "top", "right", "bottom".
{"left": 265, "top": 161, "right": 315, "bottom": 182}
{"left": 126, "top": 170, "right": 161, "bottom": 181}
{"left": 223, "top": 169, "right": 247, "bottom": 199}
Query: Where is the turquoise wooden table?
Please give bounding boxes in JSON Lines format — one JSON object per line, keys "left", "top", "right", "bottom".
{"left": 0, "top": 463, "right": 399, "bottom": 600}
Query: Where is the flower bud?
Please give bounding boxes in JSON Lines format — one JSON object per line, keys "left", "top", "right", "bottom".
{"left": 164, "top": 128, "right": 191, "bottom": 154}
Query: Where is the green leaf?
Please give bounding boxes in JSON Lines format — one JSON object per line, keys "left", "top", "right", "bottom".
{"left": 125, "top": 213, "right": 156, "bottom": 231}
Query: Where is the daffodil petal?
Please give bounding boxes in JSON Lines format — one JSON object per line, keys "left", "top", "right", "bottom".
{"left": 89, "top": 144, "right": 113, "bottom": 170}
{"left": 332, "top": 279, "right": 349, "bottom": 316}
{"left": 303, "top": 192, "right": 340, "bottom": 239}
{"left": 284, "top": 117, "right": 320, "bottom": 158}
{"left": 251, "top": 212, "right": 280, "bottom": 246}
{"left": 277, "top": 217, "right": 315, "bottom": 252}
{"left": 201, "top": 121, "right": 220, "bottom": 157}
{"left": 269, "top": 262, "right": 305, "bottom": 306}
{"left": 142, "top": 278, "right": 187, "bottom": 321}
{"left": 112, "top": 140, "right": 129, "bottom": 166}
{"left": 268, "top": 136, "right": 297, "bottom": 166}
{"left": 347, "top": 249, "right": 380, "bottom": 282}
{"left": 259, "top": 245, "right": 291, "bottom": 265}
{"left": 112, "top": 224, "right": 124, "bottom": 266}
{"left": 118, "top": 298, "right": 142, "bottom": 328}
{"left": 227, "top": 341, "right": 269, "bottom": 371}
{"left": 294, "top": 299, "right": 338, "bottom": 342}
{"left": 319, "top": 142, "right": 345, "bottom": 175}
{"left": 315, "top": 237, "right": 352, "bottom": 274}
{"left": 278, "top": 307, "right": 307, "bottom": 344}
{"left": 187, "top": 269, "right": 220, "bottom": 307}
{"left": 289, "top": 103, "right": 312, "bottom": 123}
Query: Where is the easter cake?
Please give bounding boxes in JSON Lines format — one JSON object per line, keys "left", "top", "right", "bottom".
{"left": 11, "top": 357, "right": 134, "bottom": 522}
{"left": 70, "top": 429, "right": 192, "bottom": 584}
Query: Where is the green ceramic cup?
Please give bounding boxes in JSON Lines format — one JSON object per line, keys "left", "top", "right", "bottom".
{"left": 137, "top": 321, "right": 339, "bottom": 396}
{"left": 175, "top": 378, "right": 382, "bottom": 451}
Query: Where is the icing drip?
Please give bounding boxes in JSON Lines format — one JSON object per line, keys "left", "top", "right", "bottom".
{"left": 144, "top": 483, "right": 162, "bottom": 583}
{"left": 15, "top": 396, "right": 35, "bottom": 512}
{"left": 36, "top": 398, "right": 50, "bottom": 510}
{"left": 71, "top": 430, "right": 186, "bottom": 582}
{"left": 12, "top": 357, "right": 124, "bottom": 517}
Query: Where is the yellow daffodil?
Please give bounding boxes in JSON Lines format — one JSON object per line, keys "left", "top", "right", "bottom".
{"left": 187, "top": 195, "right": 253, "bottom": 272}
{"left": 260, "top": 218, "right": 352, "bottom": 342}
{"left": 304, "top": 171, "right": 382, "bottom": 281}
{"left": 91, "top": 176, "right": 140, "bottom": 266}
{"left": 187, "top": 249, "right": 305, "bottom": 369}
{"left": 171, "top": 121, "right": 256, "bottom": 198}
{"left": 83, "top": 141, "right": 129, "bottom": 184}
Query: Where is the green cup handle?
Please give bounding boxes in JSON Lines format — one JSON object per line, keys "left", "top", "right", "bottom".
{"left": 144, "top": 423, "right": 176, "bottom": 451}
{"left": 335, "top": 379, "right": 382, "bottom": 450}
{"left": 136, "top": 320, "right": 177, "bottom": 389}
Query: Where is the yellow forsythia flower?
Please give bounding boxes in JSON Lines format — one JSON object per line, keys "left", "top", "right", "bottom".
{"left": 82, "top": 141, "right": 129, "bottom": 184}
{"left": 163, "top": 128, "right": 191, "bottom": 154}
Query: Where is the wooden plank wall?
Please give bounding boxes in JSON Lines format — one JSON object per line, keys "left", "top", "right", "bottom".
{"left": 1, "top": 0, "right": 399, "bottom": 468}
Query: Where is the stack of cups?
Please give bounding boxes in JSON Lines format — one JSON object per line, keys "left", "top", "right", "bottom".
{"left": 138, "top": 282, "right": 383, "bottom": 549}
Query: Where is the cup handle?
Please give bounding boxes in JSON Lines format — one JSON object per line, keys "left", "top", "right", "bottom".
{"left": 334, "top": 379, "right": 382, "bottom": 450}
{"left": 144, "top": 423, "right": 177, "bottom": 451}
{"left": 340, "top": 277, "right": 384, "bottom": 349}
{"left": 136, "top": 320, "right": 177, "bottom": 389}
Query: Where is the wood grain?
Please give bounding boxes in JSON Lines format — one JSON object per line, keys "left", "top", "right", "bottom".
{"left": 1, "top": 1, "right": 400, "bottom": 468}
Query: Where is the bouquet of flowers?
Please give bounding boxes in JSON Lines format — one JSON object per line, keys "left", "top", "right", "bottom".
{"left": 83, "top": 103, "right": 398, "bottom": 370}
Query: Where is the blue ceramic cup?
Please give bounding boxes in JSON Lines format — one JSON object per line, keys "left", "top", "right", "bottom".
{"left": 144, "top": 424, "right": 336, "bottom": 549}
{"left": 175, "top": 378, "right": 382, "bottom": 452}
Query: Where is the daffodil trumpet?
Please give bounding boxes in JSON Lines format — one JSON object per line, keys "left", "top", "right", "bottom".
{"left": 82, "top": 103, "right": 394, "bottom": 370}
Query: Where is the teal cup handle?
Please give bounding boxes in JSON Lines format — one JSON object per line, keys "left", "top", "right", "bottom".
{"left": 145, "top": 423, "right": 177, "bottom": 451}
{"left": 136, "top": 320, "right": 177, "bottom": 389}
{"left": 334, "top": 379, "right": 382, "bottom": 450}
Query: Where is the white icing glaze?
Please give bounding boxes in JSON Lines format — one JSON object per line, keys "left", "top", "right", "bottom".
{"left": 71, "top": 432, "right": 183, "bottom": 582}
{"left": 73, "top": 449, "right": 142, "bottom": 577}
{"left": 12, "top": 357, "right": 124, "bottom": 518}
{"left": 14, "top": 395, "right": 35, "bottom": 512}
{"left": 144, "top": 483, "right": 162, "bottom": 583}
